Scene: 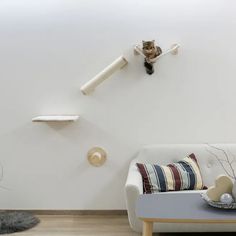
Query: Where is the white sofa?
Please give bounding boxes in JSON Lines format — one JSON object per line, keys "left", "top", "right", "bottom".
{"left": 125, "top": 144, "right": 236, "bottom": 233}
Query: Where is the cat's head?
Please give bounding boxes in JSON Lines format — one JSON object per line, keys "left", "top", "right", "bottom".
{"left": 142, "top": 40, "right": 156, "bottom": 55}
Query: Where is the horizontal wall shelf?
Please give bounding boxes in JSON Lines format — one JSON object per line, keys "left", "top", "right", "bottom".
{"left": 32, "top": 115, "right": 79, "bottom": 122}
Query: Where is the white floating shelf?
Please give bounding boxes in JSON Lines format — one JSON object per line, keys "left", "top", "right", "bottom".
{"left": 32, "top": 115, "right": 79, "bottom": 122}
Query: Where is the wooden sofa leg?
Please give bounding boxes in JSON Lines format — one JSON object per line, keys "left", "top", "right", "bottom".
{"left": 143, "top": 221, "right": 153, "bottom": 236}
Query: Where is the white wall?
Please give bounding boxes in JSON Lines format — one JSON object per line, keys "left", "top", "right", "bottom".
{"left": 0, "top": 0, "right": 236, "bottom": 209}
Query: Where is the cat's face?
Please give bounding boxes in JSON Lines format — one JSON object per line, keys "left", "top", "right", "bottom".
{"left": 142, "top": 40, "right": 155, "bottom": 54}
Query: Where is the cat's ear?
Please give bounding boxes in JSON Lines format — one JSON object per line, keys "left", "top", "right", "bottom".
{"left": 142, "top": 40, "right": 145, "bottom": 43}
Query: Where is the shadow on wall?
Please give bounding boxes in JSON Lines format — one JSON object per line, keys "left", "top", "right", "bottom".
{"left": 87, "top": 159, "right": 135, "bottom": 209}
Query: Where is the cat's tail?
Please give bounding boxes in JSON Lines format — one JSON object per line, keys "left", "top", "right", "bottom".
{"left": 144, "top": 59, "right": 154, "bottom": 75}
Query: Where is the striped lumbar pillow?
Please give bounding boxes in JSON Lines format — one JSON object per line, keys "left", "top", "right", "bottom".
{"left": 136, "top": 153, "right": 206, "bottom": 194}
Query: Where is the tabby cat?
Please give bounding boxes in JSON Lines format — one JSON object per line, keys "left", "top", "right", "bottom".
{"left": 142, "top": 40, "right": 162, "bottom": 75}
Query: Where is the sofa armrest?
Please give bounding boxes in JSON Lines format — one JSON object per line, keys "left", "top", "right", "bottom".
{"left": 124, "top": 161, "right": 143, "bottom": 231}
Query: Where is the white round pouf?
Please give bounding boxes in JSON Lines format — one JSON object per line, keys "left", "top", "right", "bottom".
{"left": 220, "top": 193, "right": 234, "bottom": 205}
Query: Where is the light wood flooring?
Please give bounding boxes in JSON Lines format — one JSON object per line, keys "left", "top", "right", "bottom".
{"left": 11, "top": 214, "right": 236, "bottom": 236}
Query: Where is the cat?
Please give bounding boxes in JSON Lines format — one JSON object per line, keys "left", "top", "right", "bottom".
{"left": 142, "top": 40, "right": 162, "bottom": 75}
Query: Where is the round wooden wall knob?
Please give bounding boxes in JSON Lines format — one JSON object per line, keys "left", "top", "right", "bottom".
{"left": 87, "top": 147, "right": 107, "bottom": 167}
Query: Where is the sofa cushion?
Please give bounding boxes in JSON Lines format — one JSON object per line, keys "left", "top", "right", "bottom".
{"left": 136, "top": 153, "right": 206, "bottom": 194}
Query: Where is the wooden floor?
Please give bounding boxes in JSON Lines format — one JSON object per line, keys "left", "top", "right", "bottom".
{"left": 14, "top": 215, "right": 139, "bottom": 236}
{"left": 12, "top": 215, "right": 236, "bottom": 236}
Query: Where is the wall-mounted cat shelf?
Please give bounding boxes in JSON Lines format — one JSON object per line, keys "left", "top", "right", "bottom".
{"left": 32, "top": 115, "right": 79, "bottom": 122}
{"left": 80, "top": 42, "right": 180, "bottom": 95}
{"left": 134, "top": 43, "right": 179, "bottom": 62}
{"left": 134, "top": 43, "right": 180, "bottom": 75}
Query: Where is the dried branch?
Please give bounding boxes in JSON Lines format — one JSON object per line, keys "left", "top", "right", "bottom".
{"left": 205, "top": 148, "right": 234, "bottom": 179}
{"left": 206, "top": 144, "right": 236, "bottom": 179}
{"left": 218, "top": 159, "right": 230, "bottom": 163}
{"left": 0, "top": 185, "right": 10, "bottom": 190}
{"left": 228, "top": 150, "right": 236, "bottom": 163}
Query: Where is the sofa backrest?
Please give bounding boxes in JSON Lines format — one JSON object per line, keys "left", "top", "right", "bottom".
{"left": 133, "top": 144, "right": 236, "bottom": 187}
